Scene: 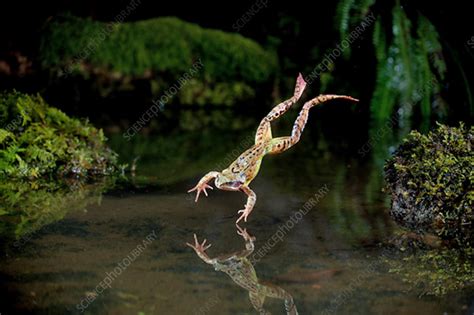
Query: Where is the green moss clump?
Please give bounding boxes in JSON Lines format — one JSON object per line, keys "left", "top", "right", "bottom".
{"left": 40, "top": 16, "right": 278, "bottom": 105}
{"left": 384, "top": 123, "right": 473, "bottom": 246}
{"left": 0, "top": 91, "right": 121, "bottom": 179}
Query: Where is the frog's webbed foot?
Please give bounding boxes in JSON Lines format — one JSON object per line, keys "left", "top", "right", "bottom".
{"left": 188, "top": 182, "right": 213, "bottom": 202}
{"left": 236, "top": 186, "right": 256, "bottom": 223}
{"left": 236, "top": 209, "right": 250, "bottom": 224}
{"left": 186, "top": 234, "right": 212, "bottom": 252}
{"left": 294, "top": 72, "right": 307, "bottom": 100}
{"left": 254, "top": 73, "right": 307, "bottom": 145}
{"left": 235, "top": 202, "right": 255, "bottom": 224}
{"left": 186, "top": 234, "right": 215, "bottom": 263}
{"left": 236, "top": 224, "right": 256, "bottom": 242}
{"left": 187, "top": 171, "right": 219, "bottom": 202}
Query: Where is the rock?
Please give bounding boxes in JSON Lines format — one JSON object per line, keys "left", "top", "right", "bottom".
{"left": 384, "top": 123, "right": 473, "bottom": 247}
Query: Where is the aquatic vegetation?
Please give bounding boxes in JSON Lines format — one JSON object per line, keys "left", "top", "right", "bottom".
{"left": 107, "top": 125, "right": 256, "bottom": 186}
{"left": 336, "top": 0, "right": 447, "bottom": 123}
{"left": 384, "top": 123, "right": 473, "bottom": 247}
{"left": 40, "top": 16, "right": 278, "bottom": 105}
{"left": 0, "top": 91, "right": 121, "bottom": 179}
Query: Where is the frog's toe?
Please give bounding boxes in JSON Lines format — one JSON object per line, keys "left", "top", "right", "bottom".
{"left": 236, "top": 209, "right": 249, "bottom": 223}
{"left": 194, "top": 191, "right": 201, "bottom": 202}
{"left": 198, "top": 184, "right": 213, "bottom": 199}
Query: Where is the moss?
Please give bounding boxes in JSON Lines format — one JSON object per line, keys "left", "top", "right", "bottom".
{"left": 40, "top": 16, "right": 278, "bottom": 105}
{"left": 0, "top": 91, "right": 122, "bottom": 179}
{"left": 388, "top": 248, "right": 473, "bottom": 296}
{"left": 178, "top": 79, "right": 256, "bottom": 106}
{"left": 384, "top": 123, "right": 473, "bottom": 247}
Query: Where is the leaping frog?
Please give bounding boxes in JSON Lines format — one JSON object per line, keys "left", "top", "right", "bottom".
{"left": 186, "top": 225, "right": 298, "bottom": 315}
{"left": 188, "top": 73, "right": 358, "bottom": 223}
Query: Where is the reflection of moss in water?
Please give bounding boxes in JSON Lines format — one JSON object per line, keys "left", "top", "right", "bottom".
{"left": 0, "top": 178, "right": 114, "bottom": 240}
{"left": 109, "top": 109, "right": 257, "bottom": 185}
{"left": 388, "top": 248, "right": 474, "bottom": 296}
{"left": 363, "top": 121, "right": 402, "bottom": 217}
{"left": 178, "top": 80, "right": 256, "bottom": 106}
{"left": 328, "top": 163, "right": 372, "bottom": 241}
{"left": 108, "top": 127, "right": 256, "bottom": 185}
{"left": 262, "top": 144, "right": 392, "bottom": 243}
{"left": 174, "top": 109, "right": 257, "bottom": 131}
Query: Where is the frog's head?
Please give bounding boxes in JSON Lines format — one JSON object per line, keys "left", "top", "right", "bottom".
{"left": 215, "top": 169, "right": 244, "bottom": 191}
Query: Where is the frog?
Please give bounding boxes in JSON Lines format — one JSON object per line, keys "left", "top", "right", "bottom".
{"left": 186, "top": 225, "right": 298, "bottom": 315}
{"left": 188, "top": 73, "right": 358, "bottom": 223}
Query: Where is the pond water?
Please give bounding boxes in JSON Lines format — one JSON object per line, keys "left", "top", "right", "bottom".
{"left": 0, "top": 109, "right": 472, "bottom": 315}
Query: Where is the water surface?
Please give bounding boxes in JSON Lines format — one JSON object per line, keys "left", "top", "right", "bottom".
{"left": 0, "top": 111, "right": 472, "bottom": 315}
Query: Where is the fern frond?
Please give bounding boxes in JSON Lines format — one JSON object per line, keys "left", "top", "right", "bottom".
{"left": 417, "top": 14, "right": 446, "bottom": 80}
{"left": 337, "top": 0, "right": 356, "bottom": 41}
{"left": 373, "top": 19, "right": 387, "bottom": 61}
{"left": 0, "top": 129, "right": 14, "bottom": 144}
{"left": 392, "top": 3, "right": 415, "bottom": 100}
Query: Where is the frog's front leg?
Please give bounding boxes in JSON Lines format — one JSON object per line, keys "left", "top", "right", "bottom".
{"left": 186, "top": 234, "right": 217, "bottom": 265}
{"left": 188, "top": 171, "right": 220, "bottom": 202}
{"left": 236, "top": 186, "right": 257, "bottom": 223}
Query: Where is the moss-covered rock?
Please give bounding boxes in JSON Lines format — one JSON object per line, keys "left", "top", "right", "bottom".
{"left": 384, "top": 123, "right": 473, "bottom": 246}
{"left": 40, "top": 16, "right": 278, "bottom": 105}
{"left": 0, "top": 91, "right": 121, "bottom": 179}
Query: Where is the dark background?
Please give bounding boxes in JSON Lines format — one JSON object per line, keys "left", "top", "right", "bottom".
{"left": 0, "top": 0, "right": 473, "bottom": 125}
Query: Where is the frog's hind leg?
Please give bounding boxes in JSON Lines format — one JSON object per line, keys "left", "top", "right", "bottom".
{"left": 261, "top": 283, "right": 298, "bottom": 315}
{"left": 255, "top": 73, "right": 307, "bottom": 144}
{"left": 249, "top": 291, "right": 270, "bottom": 315}
{"left": 236, "top": 185, "right": 257, "bottom": 223}
{"left": 266, "top": 94, "right": 358, "bottom": 155}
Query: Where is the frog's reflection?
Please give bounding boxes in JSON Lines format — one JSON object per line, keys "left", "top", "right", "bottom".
{"left": 187, "top": 225, "right": 298, "bottom": 315}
